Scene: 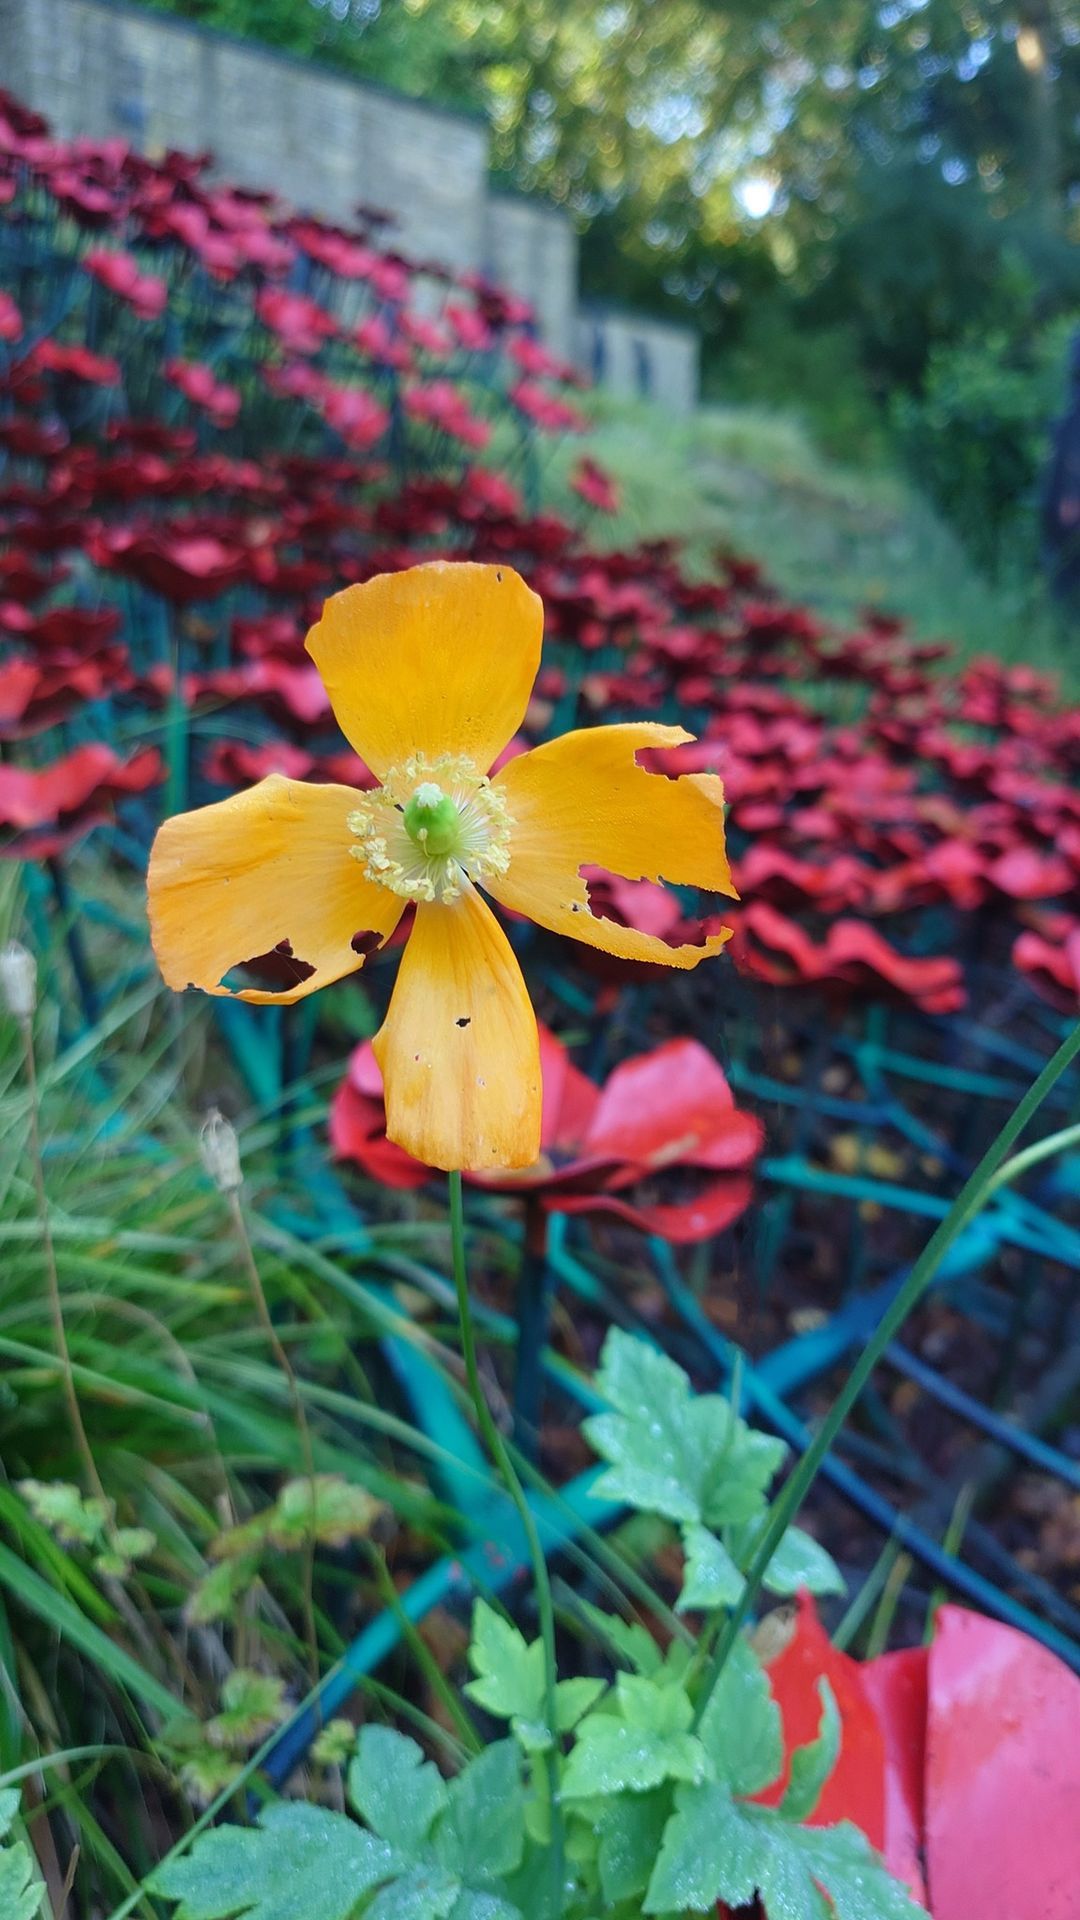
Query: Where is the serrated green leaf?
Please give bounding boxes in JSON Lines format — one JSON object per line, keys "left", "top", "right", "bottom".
{"left": 732, "top": 1518, "right": 846, "bottom": 1598}
{"left": 563, "top": 1721, "right": 708, "bottom": 1799}
{"left": 150, "top": 1802, "right": 396, "bottom": 1919}
{"left": 645, "top": 1789, "right": 928, "bottom": 1919}
{"left": 677, "top": 1524, "right": 744, "bottom": 1613}
{"left": 615, "top": 1673, "right": 693, "bottom": 1735}
{"left": 782, "top": 1679, "right": 841, "bottom": 1823}
{"left": 645, "top": 1782, "right": 762, "bottom": 1912}
{"left": 365, "top": 1864, "right": 460, "bottom": 1920}
{"left": 597, "top": 1788, "right": 671, "bottom": 1904}
{"left": 792, "top": 1822, "right": 928, "bottom": 1919}
{"left": 0, "top": 1839, "right": 45, "bottom": 1920}
{"left": 349, "top": 1726, "right": 448, "bottom": 1855}
{"left": 555, "top": 1677, "right": 606, "bottom": 1731}
{"left": 464, "top": 1602, "right": 545, "bottom": 1730}
{"left": 697, "top": 1634, "right": 783, "bottom": 1795}
{"left": 433, "top": 1741, "right": 525, "bottom": 1883}
{"left": 206, "top": 1670, "right": 288, "bottom": 1751}
{"left": 585, "top": 1330, "right": 786, "bottom": 1534}
{"left": 575, "top": 1600, "right": 663, "bottom": 1676}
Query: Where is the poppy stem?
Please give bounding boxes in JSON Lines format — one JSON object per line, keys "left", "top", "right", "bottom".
{"left": 691, "top": 1016, "right": 1080, "bottom": 1732}
{"left": 512, "top": 1200, "right": 552, "bottom": 1464}
{"left": 447, "top": 1171, "right": 565, "bottom": 1914}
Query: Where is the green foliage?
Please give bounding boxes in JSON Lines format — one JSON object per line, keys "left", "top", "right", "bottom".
{"left": 893, "top": 315, "right": 1075, "bottom": 573}
{"left": 184, "top": 1729, "right": 525, "bottom": 1920}
{"left": 0, "top": 1791, "right": 45, "bottom": 1920}
{"left": 585, "top": 1329, "right": 843, "bottom": 1612}
{"left": 153, "top": 1334, "right": 922, "bottom": 1920}
{"left": 213, "top": 1476, "right": 384, "bottom": 1558}
{"left": 465, "top": 1601, "right": 604, "bottom": 1752}
{"left": 781, "top": 1681, "right": 841, "bottom": 1823}
{"left": 18, "top": 1478, "right": 156, "bottom": 1578}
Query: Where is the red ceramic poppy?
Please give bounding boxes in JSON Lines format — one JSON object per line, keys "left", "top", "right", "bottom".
{"left": 570, "top": 457, "right": 621, "bottom": 514}
{"left": 509, "top": 377, "right": 588, "bottom": 434}
{"left": 164, "top": 358, "right": 241, "bottom": 428}
{"left": 0, "top": 743, "right": 162, "bottom": 856}
{"left": 83, "top": 247, "right": 168, "bottom": 320}
{"left": 730, "top": 903, "right": 966, "bottom": 1015}
{"left": 332, "top": 1026, "right": 762, "bottom": 1243}
{"left": 403, "top": 380, "right": 492, "bottom": 451}
{"left": 0, "top": 291, "right": 23, "bottom": 342}
{"left": 769, "top": 1595, "right": 1080, "bottom": 1920}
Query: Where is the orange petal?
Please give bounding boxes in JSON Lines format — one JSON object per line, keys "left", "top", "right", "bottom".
{"left": 373, "top": 882, "right": 541, "bottom": 1172}
{"left": 489, "top": 723, "right": 735, "bottom": 967}
{"left": 148, "top": 776, "right": 403, "bottom": 1004}
{"left": 305, "top": 561, "right": 543, "bottom": 780}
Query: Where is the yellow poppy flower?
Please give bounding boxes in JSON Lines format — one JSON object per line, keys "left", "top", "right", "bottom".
{"left": 148, "top": 561, "right": 736, "bottom": 1172}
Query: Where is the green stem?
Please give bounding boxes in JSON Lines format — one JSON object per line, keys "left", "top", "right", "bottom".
{"left": 448, "top": 1172, "right": 564, "bottom": 1916}
{"left": 692, "top": 1018, "right": 1080, "bottom": 1731}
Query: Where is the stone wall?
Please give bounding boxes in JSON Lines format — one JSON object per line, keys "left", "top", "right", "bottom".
{"left": 576, "top": 304, "right": 701, "bottom": 417}
{"left": 0, "top": 0, "right": 697, "bottom": 404}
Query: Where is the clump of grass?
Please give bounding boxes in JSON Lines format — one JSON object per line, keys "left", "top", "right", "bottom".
{"left": 548, "top": 392, "right": 1076, "bottom": 692}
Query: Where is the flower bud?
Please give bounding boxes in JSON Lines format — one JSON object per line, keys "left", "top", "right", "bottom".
{"left": 199, "top": 1108, "right": 243, "bottom": 1193}
{"left": 0, "top": 941, "right": 37, "bottom": 1022}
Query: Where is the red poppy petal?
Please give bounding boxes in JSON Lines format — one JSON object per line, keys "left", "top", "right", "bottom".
{"left": 924, "top": 1606, "right": 1080, "bottom": 1920}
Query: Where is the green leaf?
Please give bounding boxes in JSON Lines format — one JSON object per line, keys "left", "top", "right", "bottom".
{"left": 205, "top": 1670, "right": 288, "bottom": 1750}
{"left": 464, "top": 1602, "right": 545, "bottom": 1734}
{"left": 446, "top": 1895, "right": 522, "bottom": 1920}
{"left": 94, "top": 1525, "right": 157, "bottom": 1579}
{"left": 177, "top": 1749, "right": 244, "bottom": 1807}
{"left": 349, "top": 1726, "right": 448, "bottom": 1855}
{"left": 0, "top": 1839, "right": 45, "bottom": 1920}
{"left": 585, "top": 1330, "right": 786, "bottom": 1532}
{"left": 645, "top": 1782, "right": 762, "bottom": 1913}
{"left": 555, "top": 1677, "right": 606, "bottom": 1732}
{"left": 597, "top": 1788, "right": 671, "bottom": 1904}
{"left": 365, "top": 1865, "right": 460, "bottom": 1920}
{"left": 186, "top": 1555, "right": 260, "bottom": 1627}
{"left": 565, "top": 1670, "right": 709, "bottom": 1799}
{"left": 575, "top": 1600, "right": 663, "bottom": 1676}
{"left": 791, "top": 1822, "right": 928, "bottom": 1920}
{"left": 0, "top": 1789, "right": 20, "bottom": 1840}
{"left": 677, "top": 1524, "right": 743, "bottom": 1613}
{"left": 214, "top": 1477, "right": 382, "bottom": 1559}
{"left": 732, "top": 1518, "right": 846, "bottom": 1598}
{"left": 646, "top": 1791, "right": 928, "bottom": 1919}
{"left": 432, "top": 1741, "right": 525, "bottom": 1883}
{"left": 697, "top": 1634, "right": 783, "bottom": 1796}
{"left": 150, "top": 1802, "right": 396, "bottom": 1919}
{"left": 782, "top": 1679, "right": 841, "bottom": 1823}
{"left": 17, "top": 1480, "right": 109, "bottom": 1548}
{"left": 563, "top": 1723, "right": 708, "bottom": 1799}
{"left": 312, "top": 1718, "right": 357, "bottom": 1768}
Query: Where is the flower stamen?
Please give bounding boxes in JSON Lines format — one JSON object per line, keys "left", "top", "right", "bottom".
{"left": 348, "top": 754, "right": 513, "bottom": 904}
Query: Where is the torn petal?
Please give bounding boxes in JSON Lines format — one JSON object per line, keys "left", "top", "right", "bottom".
{"left": 373, "top": 881, "right": 541, "bottom": 1172}
{"left": 489, "top": 722, "right": 735, "bottom": 967}
{"left": 148, "top": 775, "right": 403, "bottom": 1004}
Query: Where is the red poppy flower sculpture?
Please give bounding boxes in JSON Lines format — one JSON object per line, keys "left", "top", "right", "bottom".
{"left": 332, "top": 1023, "right": 763, "bottom": 1243}
{"left": 758, "top": 1593, "right": 1080, "bottom": 1920}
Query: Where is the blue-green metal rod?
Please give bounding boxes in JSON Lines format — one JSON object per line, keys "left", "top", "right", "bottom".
{"left": 883, "top": 1343, "right": 1080, "bottom": 1491}
{"left": 651, "top": 1249, "right": 1080, "bottom": 1672}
